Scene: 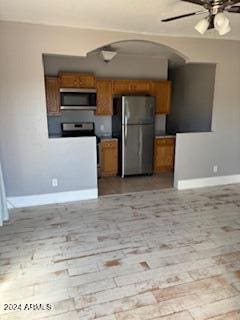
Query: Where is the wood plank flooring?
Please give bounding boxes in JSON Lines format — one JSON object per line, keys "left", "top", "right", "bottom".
{"left": 0, "top": 184, "right": 240, "bottom": 319}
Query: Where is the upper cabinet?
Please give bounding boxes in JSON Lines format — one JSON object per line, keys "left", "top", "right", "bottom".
{"left": 112, "top": 79, "right": 171, "bottom": 114}
{"left": 112, "top": 80, "right": 150, "bottom": 95}
{"left": 45, "top": 73, "right": 172, "bottom": 116}
{"left": 112, "top": 80, "right": 132, "bottom": 95}
{"left": 130, "top": 80, "right": 150, "bottom": 93}
{"left": 96, "top": 79, "right": 113, "bottom": 116}
{"left": 151, "top": 81, "right": 172, "bottom": 114}
{"left": 45, "top": 76, "right": 60, "bottom": 116}
{"left": 59, "top": 73, "right": 96, "bottom": 88}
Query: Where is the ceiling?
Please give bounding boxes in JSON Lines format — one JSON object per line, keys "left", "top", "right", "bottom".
{"left": 0, "top": 0, "right": 239, "bottom": 40}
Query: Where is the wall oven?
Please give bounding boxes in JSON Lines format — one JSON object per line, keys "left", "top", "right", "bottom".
{"left": 60, "top": 88, "right": 97, "bottom": 111}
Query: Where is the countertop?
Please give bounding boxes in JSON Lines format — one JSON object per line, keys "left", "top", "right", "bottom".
{"left": 155, "top": 135, "right": 176, "bottom": 139}
{"left": 97, "top": 135, "right": 113, "bottom": 140}
{"left": 49, "top": 135, "right": 96, "bottom": 139}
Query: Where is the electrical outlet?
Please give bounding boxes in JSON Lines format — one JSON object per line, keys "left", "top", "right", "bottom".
{"left": 213, "top": 165, "right": 218, "bottom": 173}
{"left": 100, "top": 124, "right": 105, "bottom": 132}
{"left": 52, "top": 178, "right": 58, "bottom": 187}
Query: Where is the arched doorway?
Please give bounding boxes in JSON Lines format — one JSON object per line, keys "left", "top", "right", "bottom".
{"left": 43, "top": 39, "right": 188, "bottom": 195}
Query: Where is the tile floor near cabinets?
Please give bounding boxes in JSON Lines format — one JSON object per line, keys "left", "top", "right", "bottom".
{"left": 0, "top": 185, "right": 240, "bottom": 319}
{"left": 98, "top": 173, "right": 174, "bottom": 195}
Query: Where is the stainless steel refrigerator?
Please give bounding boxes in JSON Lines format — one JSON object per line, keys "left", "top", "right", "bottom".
{"left": 112, "top": 96, "right": 155, "bottom": 177}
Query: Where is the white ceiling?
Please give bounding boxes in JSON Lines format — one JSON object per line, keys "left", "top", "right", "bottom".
{"left": 0, "top": 0, "right": 239, "bottom": 40}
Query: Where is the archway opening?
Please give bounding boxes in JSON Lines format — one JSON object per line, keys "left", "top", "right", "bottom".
{"left": 43, "top": 40, "right": 215, "bottom": 196}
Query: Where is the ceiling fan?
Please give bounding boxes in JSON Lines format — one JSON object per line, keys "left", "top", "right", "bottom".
{"left": 161, "top": 0, "right": 240, "bottom": 35}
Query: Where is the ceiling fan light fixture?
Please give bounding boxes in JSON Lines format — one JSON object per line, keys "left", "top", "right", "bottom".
{"left": 195, "top": 18, "right": 209, "bottom": 34}
{"left": 214, "top": 12, "right": 231, "bottom": 35}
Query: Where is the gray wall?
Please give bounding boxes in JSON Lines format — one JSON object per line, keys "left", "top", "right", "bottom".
{"left": 48, "top": 112, "right": 112, "bottom": 137}
{"left": 44, "top": 53, "right": 168, "bottom": 137}
{"left": 43, "top": 52, "right": 168, "bottom": 79}
{"left": 0, "top": 21, "right": 240, "bottom": 198}
{"left": 167, "top": 63, "right": 216, "bottom": 134}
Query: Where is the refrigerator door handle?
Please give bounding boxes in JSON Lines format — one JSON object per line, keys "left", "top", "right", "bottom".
{"left": 124, "top": 119, "right": 128, "bottom": 139}
{"left": 122, "top": 125, "right": 125, "bottom": 178}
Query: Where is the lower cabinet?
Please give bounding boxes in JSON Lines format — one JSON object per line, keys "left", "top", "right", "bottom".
{"left": 154, "top": 137, "right": 175, "bottom": 173}
{"left": 100, "top": 139, "right": 118, "bottom": 177}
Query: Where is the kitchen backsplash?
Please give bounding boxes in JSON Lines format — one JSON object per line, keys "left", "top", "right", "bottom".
{"left": 155, "top": 115, "right": 166, "bottom": 135}
{"left": 48, "top": 111, "right": 166, "bottom": 137}
{"left": 47, "top": 111, "right": 112, "bottom": 137}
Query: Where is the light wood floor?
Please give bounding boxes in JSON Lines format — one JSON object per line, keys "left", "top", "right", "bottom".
{"left": 0, "top": 185, "right": 240, "bottom": 319}
{"left": 98, "top": 173, "right": 174, "bottom": 196}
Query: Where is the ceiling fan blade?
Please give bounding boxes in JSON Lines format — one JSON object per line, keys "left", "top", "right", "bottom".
{"left": 161, "top": 11, "right": 205, "bottom": 22}
{"left": 181, "top": 0, "right": 208, "bottom": 5}
{"left": 228, "top": 0, "right": 240, "bottom": 4}
{"left": 227, "top": 5, "right": 240, "bottom": 12}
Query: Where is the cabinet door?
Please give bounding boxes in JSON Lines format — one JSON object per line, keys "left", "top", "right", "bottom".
{"left": 112, "top": 80, "right": 132, "bottom": 95}
{"left": 154, "top": 138, "right": 175, "bottom": 173}
{"left": 59, "top": 73, "right": 96, "bottom": 88}
{"left": 59, "top": 73, "right": 80, "bottom": 88}
{"left": 78, "top": 74, "right": 96, "bottom": 88}
{"left": 101, "top": 140, "right": 118, "bottom": 176}
{"left": 130, "top": 80, "right": 150, "bottom": 93}
{"left": 151, "top": 81, "right": 172, "bottom": 114}
{"left": 45, "top": 77, "right": 60, "bottom": 115}
{"left": 96, "top": 80, "right": 113, "bottom": 115}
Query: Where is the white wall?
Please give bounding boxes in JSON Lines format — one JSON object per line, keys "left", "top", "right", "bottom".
{"left": 0, "top": 21, "right": 240, "bottom": 198}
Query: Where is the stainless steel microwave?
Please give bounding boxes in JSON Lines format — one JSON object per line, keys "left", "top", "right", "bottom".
{"left": 60, "top": 88, "right": 97, "bottom": 111}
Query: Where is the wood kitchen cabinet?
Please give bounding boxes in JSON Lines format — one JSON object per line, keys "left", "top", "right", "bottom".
{"left": 129, "top": 80, "right": 150, "bottom": 93}
{"left": 45, "top": 76, "right": 60, "bottom": 115}
{"left": 112, "top": 80, "right": 132, "bottom": 95}
{"left": 154, "top": 137, "right": 175, "bottom": 173}
{"left": 112, "top": 79, "right": 171, "bottom": 114}
{"left": 96, "top": 79, "right": 113, "bottom": 115}
{"left": 151, "top": 81, "right": 172, "bottom": 114}
{"left": 45, "top": 72, "right": 172, "bottom": 116}
{"left": 59, "top": 73, "right": 96, "bottom": 88}
{"left": 100, "top": 139, "right": 118, "bottom": 177}
{"left": 112, "top": 79, "right": 150, "bottom": 95}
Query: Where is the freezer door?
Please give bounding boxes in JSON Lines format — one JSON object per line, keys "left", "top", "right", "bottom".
{"left": 123, "top": 96, "right": 155, "bottom": 125}
{"left": 122, "top": 124, "right": 154, "bottom": 177}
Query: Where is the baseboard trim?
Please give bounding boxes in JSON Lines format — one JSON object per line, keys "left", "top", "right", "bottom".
{"left": 7, "top": 188, "right": 98, "bottom": 208}
{"left": 177, "top": 174, "right": 240, "bottom": 190}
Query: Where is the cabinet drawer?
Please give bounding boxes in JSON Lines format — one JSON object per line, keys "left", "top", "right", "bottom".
{"left": 155, "top": 138, "right": 175, "bottom": 145}
{"left": 101, "top": 140, "right": 117, "bottom": 148}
